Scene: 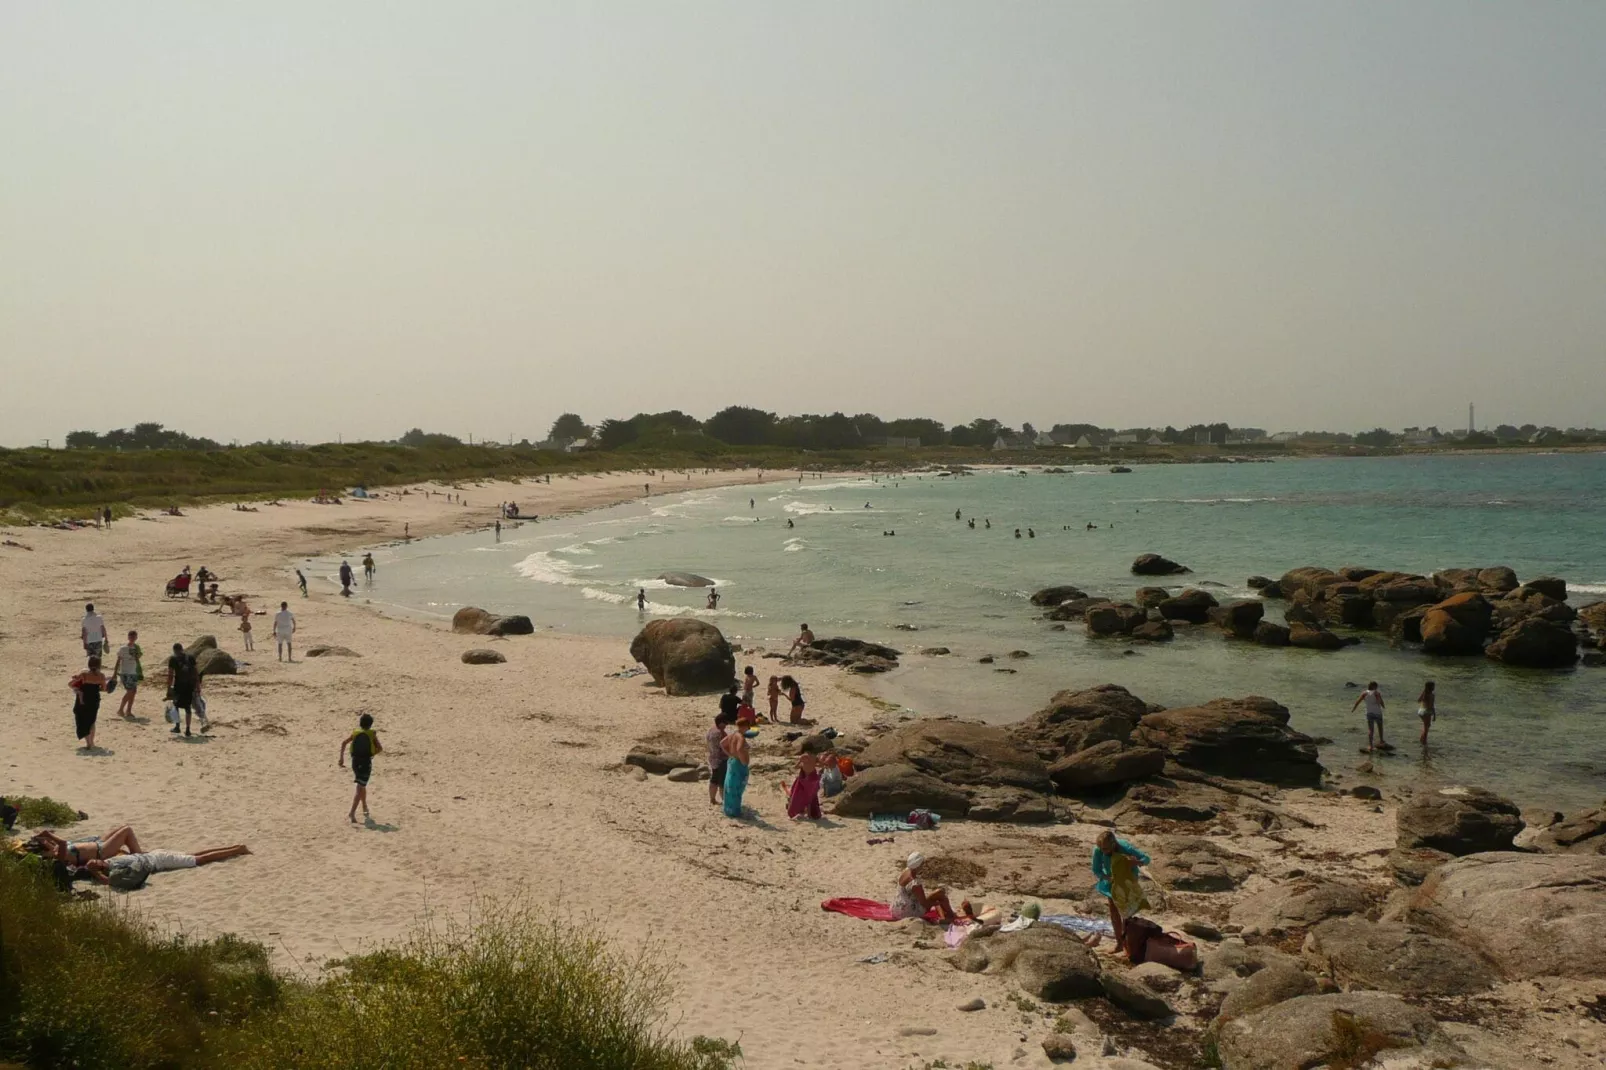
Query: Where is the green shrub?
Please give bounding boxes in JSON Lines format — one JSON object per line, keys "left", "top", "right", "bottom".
{"left": 7, "top": 796, "right": 82, "bottom": 828}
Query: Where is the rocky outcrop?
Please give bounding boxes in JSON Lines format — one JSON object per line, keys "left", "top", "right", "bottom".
{"left": 831, "top": 763, "right": 971, "bottom": 818}
{"left": 1394, "top": 852, "right": 1606, "bottom": 980}
{"left": 1524, "top": 576, "right": 1567, "bottom": 600}
{"left": 1045, "top": 597, "right": 1102, "bottom": 622}
{"left": 657, "top": 571, "right": 714, "bottom": 587}
{"left": 1046, "top": 740, "right": 1165, "bottom": 794}
{"left": 949, "top": 924, "right": 1103, "bottom": 1001}
{"left": 1147, "top": 836, "right": 1251, "bottom": 892}
{"left": 452, "top": 606, "right": 535, "bottom": 636}
{"left": 1129, "top": 620, "right": 1174, "bottom": 642}
{"left": 1485, "top": 617, "right": 1578, "bottom": 667}
{"left": 1387, "top": 846, "right": 1452, "bottom": 887}
{"left": 1579, "top": 601, "right": 1606, "bottom": 631}
{"left": 628, "top": 618, "right": 735, "bottom": 696}
{"left": 460, "top": 648, "right": 506, "bottom": 665}
{"left": 1212, "top": 599, "right": 1264, "bottom": 638}
{"left": 856, "top": 719, "right": 1051, "bottom": 792}
{"left": 1134, "top": 586, "right": 1170, "bottom": 608}
{"left": 1228, "top": 879, "right": 1373, "bottom": 936}
{"left": 1157, "top": 588, "right": 1217, "bottom": 623}
{"left": 1216, "top": 992, "right": 1463, "bottom": 1070}
{"left": 1031, "top": 585, "right": 1089, "bottom": 607}
{"left": 1085, "top": 602, "right": 1146, "bottom": 636}
{"left": 789, "top": 637, "right": 901, "bottom": 673}
{"left": 1245, "top": 575, "right": 1273, "bottom": 590}
{"left": 1213, "top": 963, "right": 1318, "bottom": 1025}
{"left": 1276, "top": 567, "right": 1338, "bottom": 602}
{"left": 1252, "top": 621, "right": 1290, "bottom": 647}
{"left": 1287, "top": 621, "right": 1343, "bottom": 651}
{"left": 1533, "top": 806, "right": 1606, "bottom": 855}
{"left": 1134, "top": 697, "right": 1323, "bottom": 786}
{"left": 1418, "top": 592, "right": 1492, "bottom": 655}
{"left": 1303, "top": 917, "right": 1497, "bottom": 996}
{"left": 1131, "top": 553, "right": 1190, "bottom": 576}
{"left": 1099, "top": 969, "right": 1173, "bottom": 1020}
{"left": 1011, "top": 685, "right": 1151, "bottom": 760}
{"left": 1396, "top": 785, "right": 1523, "bottom": 855}
{"left": 195, "top": 647, "right": 237, "bottom": 676}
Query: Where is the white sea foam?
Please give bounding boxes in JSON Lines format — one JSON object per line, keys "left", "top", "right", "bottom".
{"left": 783, "top": 501, "right": 843, "bottom": 516}
{"left": 514, "top": 551, "right": 599, "bottom": 585}
{"left": 582, "top": 587, "right": 756, "bottom": 618}
{"left": 723, "top": 516, "right": 762, "bottom": 523}
{"left": 554, "top": 543, "right": 594, "bottom": 555}
{"left": 782, "top": 538, "right": 807, "bottom": 553}
{"left": 1570, "top": 583, "right": 1606, "bottom": 595}
{"left": 794, "top": 479, "right": 878, "bottom": 493}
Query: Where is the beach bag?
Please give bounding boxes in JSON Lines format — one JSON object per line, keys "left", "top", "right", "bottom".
{"left": 820, "top": 764, "right": 844, "bottom": 797}
{"left": 194, "top": 695, "right": 208, "bottom": 724}
{"left": 1143, "top": 930, "right": 1198, "bottom": 971}
{"left": 164, "top": 702, "right": 180, "bottom": 726}
{"left": 907, "top": 809, "right": 937, "bottom": 830}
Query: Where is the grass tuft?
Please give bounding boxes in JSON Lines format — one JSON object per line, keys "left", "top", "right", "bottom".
{"left": 5, "top": 796, "right": 83, "bottom": 829}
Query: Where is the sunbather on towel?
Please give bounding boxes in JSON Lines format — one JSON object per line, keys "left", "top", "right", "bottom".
{"left": 892, "top": 852, "right": 960, "bottom": 924}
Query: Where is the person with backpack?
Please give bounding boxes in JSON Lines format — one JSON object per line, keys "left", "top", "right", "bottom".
{"left": 165, "top": 642, "right": 205, "bottom": 737}
{"left": 338, "top": 713, "right": 382, "bottom": 823}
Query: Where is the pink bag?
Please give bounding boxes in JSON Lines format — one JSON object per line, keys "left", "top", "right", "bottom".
{"left": 1143, "top": 930, "right": 1198, "bottom": 971}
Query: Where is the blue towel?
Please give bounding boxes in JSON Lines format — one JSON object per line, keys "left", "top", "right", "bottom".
{"left": 867, "top": 810, "right": 941, "bottom": 833}
{"left": 1041, "top": 913, "right": 1116, "bottom": 938}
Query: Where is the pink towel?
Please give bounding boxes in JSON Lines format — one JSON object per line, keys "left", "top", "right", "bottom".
{"left": 787, "top": 771, "right": 822, "bottom": 819}
{"left": 820, "top": 897, "right": 940, "bottom": 923}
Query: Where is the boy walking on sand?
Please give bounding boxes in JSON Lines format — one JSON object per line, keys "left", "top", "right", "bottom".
{"left": 338, "top": 714, "right": 382, "bottom": 823}
{"left": 1352, "top": 681, "right": 1386, "bottom": 750}
{"left": 274, "top": 602, "right": 297, "bottom": 661}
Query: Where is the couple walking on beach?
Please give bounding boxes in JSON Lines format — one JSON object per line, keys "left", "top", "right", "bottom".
{"left": 1352, "top": 680, "right": 1439, "bottom": 749}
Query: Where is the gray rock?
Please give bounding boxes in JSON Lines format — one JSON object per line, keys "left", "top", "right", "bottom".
{"left": 1040, "top": 1034, "right": 1077, "bottom": 1062}
{"left": 1387, "top": 846, "right": 1452, "bottom": 887}
{"left": 1213, "top": 599, "right": 1265, "bottom": 638}
{"left": 1396, "top": 785, "right": 1523, "bottom": 855}
{"left": 1129, "top": 960, "right": 1183, "bottom": 993}
{"left": 1215, "top": 991, "right": 1463, "bottom": 1070}
{"left": 920, "top": 646, "right": 951, "bottom": 656}
{"left": 1148, "top": 836, "right": 1251, "bottom": 892}
{"left": 1032, "top": 585, "right": 1090, "bottom": 607}
{"left": 832, "top": 763, "right": 971, "bottom": 818}
{"left": 1287, "top": 620, "right": 1344, "bottom": 651}
{"left": 460, "top": 648, "right": 506, "bottom": 665}
{"left": 451, "top": 606, "right": 534, "bottom": 636}
{"left": 1533, "top": 805, "right": 1606, "bottom": 855}
{"left": 1129, "top": 620, "right": 1174, "bottom": 643}
{"left": 1214, "top": 962, "right": 1318, "bottom": 1024}
{"left": 194, "top": 647, "right": 237, "bottom": 675}
{"left": 957, "top": 997, "right": 986, "bottom": 1012}
{"left": 1131, "top": 553, "right": 1190, "bottom": 576}
{"left": 1157, "top": 588, "right": 1218, "bottom": 623}
{"left": 1251, "top": 621, "right": 1290, "bottom": 647}
{"left": 1303, "top": 916, "right": 1498, "bottom": 996}
{"left": 1100, "top": 969, "right": 1173, "bottom": 1020}
{"left": 665, "top": 765, "right": 706, "bottom": 783}
{"left": 1180, "top": 920, "right": 1222, "bottom": 942}
{"left": 1485, "top": 616, "right": 1579, "bottom": 667}
{"left": 1047, "top": 740, "right": 1166, "bottom": 793}
{"left": 857, "top": 719, "right": 1051, "bottom": 792}
{"left": 1349, "top": 785, "right": 1382, "bottom": 800}
{"left": 1134, "top": 586, "right": 1170, "bottom": 608}
{"left": 1132, "top": 696, "right": 1324, "bottom": 787}
{"left": 949, "top": 924, "right": 1103, "bottom": 1001}
{"left": 624, "top": 748, "right": 695, "bottom": 775}
{"left": 628, "top": 618, "right": 735, "bottom": 696}
{"left": 1228, "top": 879, "right": 1373, "bottom": 936}
{"left": 657, "top": 571, "right": 714, "bottom": 587}
{"left": 1086, "top": 602, "right": 1147, "bottom": 636}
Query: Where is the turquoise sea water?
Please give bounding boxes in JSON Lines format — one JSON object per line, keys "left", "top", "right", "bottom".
{"left": 315, "top": 454, "right": 1606, "bottom": 811}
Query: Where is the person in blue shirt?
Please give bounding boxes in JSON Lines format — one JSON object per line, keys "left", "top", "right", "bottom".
{"left": 1092, "top": 829, "right": 1151, "bottom": 943}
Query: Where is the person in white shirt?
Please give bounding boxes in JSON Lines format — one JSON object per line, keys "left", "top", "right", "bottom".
{"left": 113, "top": 630, "right": 144, "bottom": 719}
{"left": 80, "top": 603, "right": 108, "bottom": 657}
{"left": 1351, "top": 681, "right": 1386, "bottom": 750}
{"left": 273, "top": 602, "right": 297, "bottom": 662}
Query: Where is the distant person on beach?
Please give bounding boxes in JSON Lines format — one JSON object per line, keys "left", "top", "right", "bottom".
{"left": 644, "top": 483, "right": 649, "bottom": 496}
{"left": 113, "top": 631, "right": 143, "bottom": 719}
{"left": 706, "top": 588, "right": 720, "bottom": 610}
{"left": 767, "top": 675, "right": 781, "bottom": 721}
{"left": 103, "top": 506, "right": 113, "bottom": 527}
{"left": 239, "top": 609, "right": 254, "bottom": 652}
{"left": 707, "top": 709, "right": 737, "bottom": 806}
{"left": 742, "top": 665, "right": 759, "bottom": 707}
{"left": 339, "top": 560, "right": 355, "bottom": 596}
{"left": 719, "top": 681, "right": 742, "bottom": 723}
{"left": 749, "top": 498, "right": 754, "bottom": 509}
{"left": 1353, "top": 681, "right": 1386, "bottom": 750}
{"left": 893, "top": 852, "right": 959, "bottom": 924}
{"left": 786, "top": 519, "right": 794, "bottom": 528}
{"left": 296, "top": 569, "right": 309, "bottom": 597}
{"left": 786, "top": 753, "right": 823, "bottom": 820}
{"left": 637, "top": 588, "right": 647, "bottom": 611}
{"left": 719, "top": 719, "right": 751, "bottom": 818}
{"left": 1027, "top": 528, "right": 1035, "bottom": 538}
{"left": 404, "top": 522, "right": 410, "bottom": 541}
{"left": 362, "top": 553, "right": 375, "bottom": 582}
{"left": 80, "top": 845, "right": 250, "bottom": 888}
{"left": 166, "top": 642, "right": 204, "bottom": 737}
{"left": 954, "top": 509, "right": 961, "bottom": 520}
{"left": 81, "top": 603, "right": 108, "bottom": 657}
{"left": 69, "top": 656, "right": 111, "bottom": 750}
{"left": 274, "top": 602, "right": 297, "bottom": 661}
{"left": 780, "top": 675, "right": 808, "bottom": 724}
{"left": 339, "top": 713, "right": 382, "bottom": 823}
{"left": 1014, "top": 529, "right": 1022, "bottom": 539}
{"left": 1417, "top": 681, "right": 1437, "bottom": 744}
{"left": 494, "top": 519, "right": 501, "bottom": 540}
{"left": 787, "top": 624, "right": 815, "bottom": 657}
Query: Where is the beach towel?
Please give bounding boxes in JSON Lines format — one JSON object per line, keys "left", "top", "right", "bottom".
{"left": 786, "top": 770, "right": 822, "bottom": 819}
{"left": 867, "top": 810, "right": 941, "bottom": 833}
{"left": 944, "top": 920, "right": 979, "bottom": 948}
{"left": 1040, "top": 913, "right": 1117, "bottom": 939}
{"left": 722, "top": 759, "right": 750, "bottom": 819}
{"left": 820, "top": 897, "right": 940, "bottom": 923}
{"left": 1109, "top": 852, "right": 1150, "bottom": 920}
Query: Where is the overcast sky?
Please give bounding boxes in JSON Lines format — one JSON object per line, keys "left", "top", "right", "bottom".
{"left": 3, "top": 2, "right": 1604, "bottom": 447}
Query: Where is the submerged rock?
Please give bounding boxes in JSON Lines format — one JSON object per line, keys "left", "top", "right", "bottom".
{"left": 1131, "top": 553, "right": 1190, "bottom": 576}
{"left": 657, "top": 571, "right": 715, "bottom": 587}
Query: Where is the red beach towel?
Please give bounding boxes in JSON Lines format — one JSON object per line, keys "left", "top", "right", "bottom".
{"left": 820, "top": 897, "right": 940, "bottom": 923}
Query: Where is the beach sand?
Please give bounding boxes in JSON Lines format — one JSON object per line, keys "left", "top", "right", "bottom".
{"left": 3, "top": 469, "right": 1600, "bottom": 1069}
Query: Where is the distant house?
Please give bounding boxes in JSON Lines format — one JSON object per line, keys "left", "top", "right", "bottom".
{"left": 1034, "top": 431, "right": 1057, "bottom": 448}
{"left": 563, "top": 438, "right": 591, "bottom": 452}
{"left": 992, "top": 434, "right": 1035, "bottom": 451}
{"left": 1194, "top": 430, "right": 1215, "bottom": 445}
{"left": 1072, "top": 434, "right": 1105, "bottom": 449}
{"left": 1145, "top": 434, "right": 1166, "bottom": 446}
{"left": 1269, "top": 431, "right": 1301, "bottom": 443}
{"left": 881, "top": 436, "right": 921, "bottom": 448}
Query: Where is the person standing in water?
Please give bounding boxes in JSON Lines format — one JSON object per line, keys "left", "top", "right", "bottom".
{"left": 362, "top": 553, "right": 375, "bottom": 582}
{"left": 706, "top": 588, "right": 720, "bottom": 611}
{"left": 494, "top": 519, "right": 501, "bottom": 541}
{"left": 637, "top": 588, "right": 647, "bottom": 611}
{"left": 1352, "top": 681, "right": 1386, "bottom": 750}
{"left": 1417, "top": 681, "right": 1437, "bottom": 744}
{"left": 296, "top": 569, "right": 309, "bottom": 597}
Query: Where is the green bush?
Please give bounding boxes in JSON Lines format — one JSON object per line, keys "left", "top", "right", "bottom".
{"left": 7, "top": 796, "right": 82, "bottom": 829}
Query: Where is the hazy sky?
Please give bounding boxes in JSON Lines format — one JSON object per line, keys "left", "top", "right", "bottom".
{"left": 3, "top": 2, "right": 1604, "bottom": 447}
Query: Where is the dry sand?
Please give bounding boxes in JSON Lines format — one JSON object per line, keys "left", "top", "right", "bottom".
{"left": 3, "top": 470, "right": 1601, "bottom": 1069}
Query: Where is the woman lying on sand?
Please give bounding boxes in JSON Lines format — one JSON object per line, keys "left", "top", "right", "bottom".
{"left": 24, "top": 824, "right": 142, "bottom": 864}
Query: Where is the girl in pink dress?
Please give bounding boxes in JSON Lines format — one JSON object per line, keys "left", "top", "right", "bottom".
{"left": 786, "top": 753, "right": 823, "bottom": 820}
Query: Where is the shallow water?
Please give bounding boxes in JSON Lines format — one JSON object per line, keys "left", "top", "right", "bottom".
{"left": 309, "top": 454, "right": 1606, "bottom": 810}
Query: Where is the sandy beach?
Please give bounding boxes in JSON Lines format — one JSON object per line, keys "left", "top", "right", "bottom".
{"left": 4, "top": 469, "right": 1601, "bottom": 1070}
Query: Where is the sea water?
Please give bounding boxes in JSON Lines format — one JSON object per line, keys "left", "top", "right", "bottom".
{"left": 311, "top": 454, "right": 1606, "bottom": 810}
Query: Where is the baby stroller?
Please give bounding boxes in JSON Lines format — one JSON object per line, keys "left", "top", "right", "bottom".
{"left": 165, "top": 572, "right": 192, "bottom": 599}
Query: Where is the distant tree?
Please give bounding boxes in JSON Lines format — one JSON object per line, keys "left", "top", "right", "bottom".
{"left": 1355, "top": 428, "right": 1397, "bottom": 447}
{"left": 1494, "top": 424, "right": 1521, "bottom": 441}
{"left": 65, "top": 430, "right": 100, "bottom": 449}
{"left": 397, "top": 428, "right": 464, "bottom": 449}
{"left": 593, "top": 419, "right": 639, "bottom": 450}
{"left": 885, "top": 418, "right": 947, "bottom": 445}
{"left": 547, "top": 413, "right": 590, "bottom": 443}
{"left": 1519, "top": 423, "right": 1538, "bottom": 436}
{"left": 705, "top": 406, "right": 776, "bottom": 446}
{"left": 1464, "top": 430, "right": 1497, "bottom": 446}
{"left": 1049, "top": 423, "right": 1103, "bottom": 442}
{"left": 851, "top": 413, "right": 886, "bottom": 440}
{"left": 1021, "top": 422, "right": 1037, "bottom": 440}
{"left": 948, "top": 424, "right": 975, "bottom": 447}
{"left": 1162, "top": 425, "right": 1180, "bottom": 443}
{"left": 968, "top": 418, "right": 1007, "bottom": 443}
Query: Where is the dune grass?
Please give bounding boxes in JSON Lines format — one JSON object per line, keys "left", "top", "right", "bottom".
{"left": 0, "top": 854, "right": 739, "bottom": 1069}
{"left": 4, "top": 797, "right": 83, "bottom": 830}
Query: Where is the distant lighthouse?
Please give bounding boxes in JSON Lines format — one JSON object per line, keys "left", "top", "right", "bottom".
{"left": 1468, "top": 403, "right": 1475, "bottom": 434}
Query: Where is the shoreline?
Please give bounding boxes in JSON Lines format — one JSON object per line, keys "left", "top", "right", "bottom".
{"left": 4, "top": 470, "right": 1602, "bottom": 1068}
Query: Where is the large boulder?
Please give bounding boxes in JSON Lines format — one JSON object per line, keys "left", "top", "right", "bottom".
{"left": 1287, "top": 621, "right": 1343, "bottom": 651}
{"left": 628, "top": 618, "right": 736, "bottom": 696}
{"left": 1045, "top": 597, "right": 1102, "bottom": 622}
{"left": 1031, "top": 585, "right": 1089, "bottom": 607}
{"left": 1578, "top": 601, "right": 1606, "bottom": 632}
{"left": 1491, "top": 587, "right": 1576, "bottom": 630}
{"left": 1476, "top": 565, "right": 1520, "bottom": 593}
{"left": 185, "top": 635, "right": 218, "bottom": 658}
{"left": 1533, "top": 806, "right": 1606, "bottom": 855}
{"left": 856, "top": 719, "right": 1051, "bottom": 792}
{"left": 1213, "top": 963, "right": 1318, "bottom": 1024}
{"left": 1129, "top": 620, "right": 1174, "bottom": 643}
{"left": 1212, "top": 599, "right": 1264, "bottom": 638}
{"left": 1215, "top": 992, "right": 1463, "bottom": 1070}
{"left": 831, "top": 763, "right": 971, "bottom": 818}
{"left": 1485, "top": 617, "right": 1578, "bottom": 667}
{"left": 1147, "top": 836, "right": 1251, "bottom": 892}
{"left": 1252, "top": 621, "right": 1290, "bottom": 647}
{"left": 1134, "top": 697, "right": 1323, "bottom": 787}
{"left": 1046, "top": 740, "right": 1165, "bottom": 794}
{"left": 1229, "top": 879, "right": 1374, "bottom": 936}
{"left": 1387, "top": 846, "right": 1453, "bottom": 887}
{"left": 1157, "top": 588, "right": 1218, "bottom": 623}
{"left": 1245, "top": 575, "right": 1273, "bottom": 590}
{"left": 1085, "top": 602, "right": 1147, "bottom": 637}
{"left": 1394, "top": 852, "right": 1606, "bottom": 980}
{"left": 949, "top": 924, "right": 1103, "bottom": 1001}
{"left": 1321, "top": 593, "right": 1376, "bottom": 629}
{"left": 195, "top": 647, "right": 237, "bottom": 676}
{"left": 790, "top": 636, "right": 902, "bottom": 673}
{"left": 1303, "top": 917, "right": 1498, "bottom": 996}
{"left": 1011, "top": 684, "right": 1150, "bottom": 759}
{"left": 1524, "top": 576, "right": 1567, "bottom": 601}
{"left": 1276, "top": 567, "right": 1338, "bottom": 602}
{"left": 657, "top": 571, "right": 714, "bottom": 587}
{"left": 1388, "top": 603, "right": 1432, "bottom": 644}
{"left": 1131, "top": 553, "right": 1190, "bottom": 576}
{"left": 1133, "top": 586, "right": 1170, "bottom": 609}
{"left": 452, "top": 606, "right": 534, "bottom": 636}
{"left": 1099, "top": 969, "right": 1173, "bottom": 1020}
{"left": 1418, "top": 592, "right": 1493, "bottom": 655}
{"left": 1396, "top": 785, "right": 1523, "bottom": 855}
